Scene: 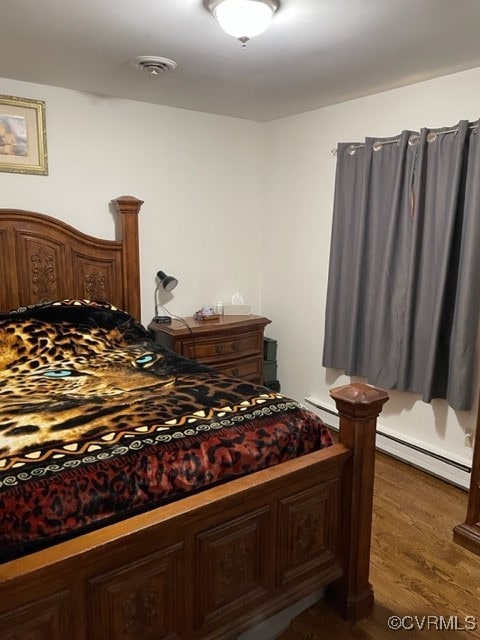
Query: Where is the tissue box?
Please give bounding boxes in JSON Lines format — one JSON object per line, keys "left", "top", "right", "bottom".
{"left": 223, "top": 304, "right": 251, "bottom": 315}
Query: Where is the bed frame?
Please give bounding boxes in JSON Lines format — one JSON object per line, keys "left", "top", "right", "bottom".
{"left": 0, "top": 198, "right": 388, "bottom": 640}
{"left": 454, "top": 390, "right": 480, "bottom": 556}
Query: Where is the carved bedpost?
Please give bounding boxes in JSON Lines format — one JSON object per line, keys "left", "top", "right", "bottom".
{"left": 111, "top": 196, "right": 144, "bottom": 320}
{"left": 453, "top": 393, "right": 480, "bottom": 554}
{"left": 326, "top": 383, "right": 388, "bottom": 621}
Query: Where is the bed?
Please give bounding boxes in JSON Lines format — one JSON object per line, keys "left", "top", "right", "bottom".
{"left": 454, "top": 393, "right": 480, "bottom": 555}
{"left": 0, "top": 196, "right": 388, "bottom": 640}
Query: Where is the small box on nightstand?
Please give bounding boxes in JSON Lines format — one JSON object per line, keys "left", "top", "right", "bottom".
{"left": 223, "top": 304, "right": 251, "bottom": 315}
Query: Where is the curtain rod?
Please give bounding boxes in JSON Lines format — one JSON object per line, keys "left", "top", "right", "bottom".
{"left": 331, "top": 122, "right": 478, "bottom": 156}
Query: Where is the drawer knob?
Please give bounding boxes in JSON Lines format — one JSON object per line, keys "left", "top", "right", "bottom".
{"left": 215, "top": 344, "right": 224, "bottom": 354}
{"left": 231, "top": 341, "right": 239, "bottom": 352}
{"left": 232, "top": 368, "right": 239, "bottom": 377}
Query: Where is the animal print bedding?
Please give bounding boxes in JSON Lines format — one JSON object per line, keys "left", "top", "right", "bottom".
{"left": 0, "top": 299, "right": 332, "bottom": 561}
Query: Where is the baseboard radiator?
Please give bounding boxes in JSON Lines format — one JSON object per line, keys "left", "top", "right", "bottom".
{"left": 305, "top": 397, "right": 471, "bottom": 490}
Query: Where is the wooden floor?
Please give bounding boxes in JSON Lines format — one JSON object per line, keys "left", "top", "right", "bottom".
{"left": 277, "top": 453, "right": 480, "bottom": 639}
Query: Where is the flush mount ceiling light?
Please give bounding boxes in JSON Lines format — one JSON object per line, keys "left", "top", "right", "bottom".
{"left": 130, "top": 56, "right": 177, "bottom": 76}
{"left": 207, "top": 0, "right": 279, "bottom": 46}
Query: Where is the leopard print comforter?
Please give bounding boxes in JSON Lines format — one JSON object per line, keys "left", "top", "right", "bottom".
{"left": 0, "top": 300, "right": 332, "bottom": 561}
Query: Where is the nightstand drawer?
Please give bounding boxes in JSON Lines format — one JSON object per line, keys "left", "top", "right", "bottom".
{"left": 214, "top": 356, "right": 263, "bottom": 382}
{"left": 181, "top": 332, "right": 262, "bottom": 362}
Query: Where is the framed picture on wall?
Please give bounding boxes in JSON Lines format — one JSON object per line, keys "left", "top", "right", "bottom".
{"left": 0, "top": 94, "right": 48, "bottom": 175}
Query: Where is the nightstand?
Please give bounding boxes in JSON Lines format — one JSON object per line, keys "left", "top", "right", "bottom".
{"left": 148, "top": 315, "right": 271, "bottom": 384}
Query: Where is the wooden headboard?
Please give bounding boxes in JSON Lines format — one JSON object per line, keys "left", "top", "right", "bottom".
{"left": 0, "top": 196, "right": 143, "bottom": 318}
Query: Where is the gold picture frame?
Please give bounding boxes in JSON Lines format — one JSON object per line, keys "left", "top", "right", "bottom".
{"left": 0, "top": 95, "right": 48, "bottom": 175}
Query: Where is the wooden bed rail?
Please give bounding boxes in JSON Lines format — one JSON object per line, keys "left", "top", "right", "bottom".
{"left": 327, "top": 383, "right": 389, "bottom": 620}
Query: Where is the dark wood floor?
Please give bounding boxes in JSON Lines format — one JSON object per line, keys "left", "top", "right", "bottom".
{"left": 277, "top": 453, "right": 479, "bottom": 639}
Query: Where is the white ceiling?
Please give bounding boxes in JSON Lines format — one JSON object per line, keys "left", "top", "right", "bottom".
{"left": 2, "top": 0, "right": 480, "bottom": 122}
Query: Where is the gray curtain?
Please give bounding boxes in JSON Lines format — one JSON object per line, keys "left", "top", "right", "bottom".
{"left": 323, "top": 120, "right": 480, "bottom": 410}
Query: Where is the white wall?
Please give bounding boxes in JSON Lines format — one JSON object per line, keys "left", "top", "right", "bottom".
{"left": 262, "top": 66, "right": 480, "bottom": 475}
{"left": 0, "top": 77, "right": 264, "bottom": 323}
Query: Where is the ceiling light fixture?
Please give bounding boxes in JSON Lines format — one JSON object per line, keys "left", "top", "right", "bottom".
{"left": 207, "top": 0, "right": 279, "bottom": 47}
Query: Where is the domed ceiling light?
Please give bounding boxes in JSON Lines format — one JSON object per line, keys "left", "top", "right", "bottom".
{"left": 207, "top": 0, "right": 280, "bottom": 46}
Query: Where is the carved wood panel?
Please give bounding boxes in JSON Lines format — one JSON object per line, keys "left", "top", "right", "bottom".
{"left": 0, "top": 202, "right": 142, "bottom": 315}
{"left": 195, "top": 507, "right": 271, "bottom": 631}
{"left": 277, "top": 479, "right": 340, "bottom": 586}
{"left": 0, "top": 590, "right": 72, "bottom": 640}
{"left": 14, "top": 231, "right": 66, "bottom": 306}
{"left": 74, "top": 254, "right": 116, "bottom": 303}
{"left": 4, "top": 226, "right": 124, "bottom": 311}
{"left": 87, "top": 544, "right": 183, "bottom": 640}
